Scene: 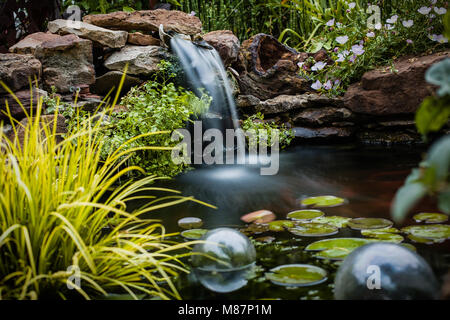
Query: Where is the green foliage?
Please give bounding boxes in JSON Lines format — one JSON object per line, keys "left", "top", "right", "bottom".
{"left": 241, "top": 112, "right": 294, "bottom": 149}
{"left": 426, "top": 58, "right": 450, "bottom": 97}
{"left": 415, "top": 95, "right": 450, "bottom": 136}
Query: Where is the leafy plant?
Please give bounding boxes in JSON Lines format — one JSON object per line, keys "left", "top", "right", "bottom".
{"left": 0, "top": 81, "right": 214, "bottom": 300}
{"left": 241, "top": 112, "right": 294, "bottom": 149}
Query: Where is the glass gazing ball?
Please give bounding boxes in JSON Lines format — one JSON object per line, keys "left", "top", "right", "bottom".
{"left": 334, "top": 243, "right": 440, "bottom": 300}
{"left": 191, "top": 228, "right": 256, "bottom": 293}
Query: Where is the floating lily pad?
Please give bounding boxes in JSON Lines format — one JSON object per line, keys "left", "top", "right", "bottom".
{"left": 288, "top": 223, "right": 338, "bottom": 237}
{"left": 413, "top": 213, "right": 449, "bottom": 224}
{"left": 406, "top": 234, "right": 441, "bottom": 244}
{"left": 265, "top": 264, "right": 328, "bottom": 287}
{"left": 361, "top": 229, "right": 404, "bottom": 243}
{"left": 348, "top": 218, "right": 393, "bottom": 230}
{"left": 402, "top": 224, "right": 450, "bottom": 241}
{"left": 312, "top": 216, "right": 351, "bottom": 228}
{"left": 305, "top": 238, "right": 374, "bottom": 260}
{"left": 241, "top": 210, "right": 276, "bottom": 224}
{"left": 240, "top": 223, "right": 270, "bottom": 236}
{"left": 178, "top": 217, "right": 203, "bottom": 230}
{"left": 400, "top": 243, "right": 417, "bottom": 251}
{"left": 268, "top": 220, "right": 296, "bottom": 232}
{"left": 181, "top": 229, "right": 208, "bottom": 240}
{"left": 301, "top": 196, "right": 346, "bottom": 208}
{"left": 287, "top": 209, "right": 324, "bottom": 221}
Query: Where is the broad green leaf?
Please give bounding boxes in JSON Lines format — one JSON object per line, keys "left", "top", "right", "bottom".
{"left": 415, "top": 96, "right": 450, "bottom": 136}
{"left": 391, "top": 183, "right": 427, "bottom": 223}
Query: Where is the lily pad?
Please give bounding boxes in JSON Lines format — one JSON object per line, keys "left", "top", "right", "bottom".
{"left": 301, "top": 196, "right": 346, "bottom": 208}
{"left": 402, "top": 224, "right": 450, "bottom": 241}
{"left": 312, "top": 216, "right": 351, "bottom": 228}
{"left": 240, "top": 223, "right": 270, "bottom": 236}
{"left": 305, "top": 238, "right": 374, "bottom": 261}
{"left": 361, "top": 229, "right": 404, "bottom": 243}
{"left": 181, "top": 229, "right": 208, "bottom": 240}
{"left": 288, "top": 223, "right": 338, "bottom": 237}
{"left": 287, "top": 209, "right": 324, "bottom": 221}
{"left": 413, "top": 212, "right": 449, "bottom": 224}
{"left": 265, "top": 264, "right": 328, "bottom": 287}
{"left": 241, "top": 210, "right": 276, "bottom": 224}
{"left": 348, "top": 218, "right": 393, "bottom": 230}
{"left": 400, "top": 243, "right": 417, "bottom": 251}
{"left": 406, "top": 234, "right": 441, "bottom": 244}
{"left": 268, "top": 220, "right": 296, "bottom": 232}
{"left": 178, "top": 217, "right": 203, "bottom": 230}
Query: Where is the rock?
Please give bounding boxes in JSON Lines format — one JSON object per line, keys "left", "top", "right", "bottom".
{"left": 344, "top": 51, "right": 450, "bottom": 115}
{"left": 104, "top": 45, "right": 169, "bottom": 76}
{"left": 203, "top": 30, "right": 240, "bottom": 67}
{"left": 236, "top": 34, "right": 309, "bottom": 100}
{"left": 236, "top": 95, "right": 260, "bottom": 108}
{"left": 0, "top": 88, "right": 47, "bottom": 120}
{"left": 83, "top": 9, "right": 202, "bottom": 35}
{"left": 357, "top": 130, "right": 422, "bottom": 145}
{"left": 9, "top": 32, "right": 60, "bottom": 54}
{"left": 34, "top": 34, "right": 95, "bottom": 93}
{"left": 91, "top": 71, "right": 142, "bottom": 96}
{"left": 255, "top": 94, "right": 343, "bottom": 115}
{"left": 293, "top": 127, "right": 354, "bottom": 140}
{"left": 0, "top": 54, "right": 42, "bottom": 93}
{"left": 128, "top": 32, "right": 160, "bottom": 46}
{"left": 292, "top": 107, "right": 353, "bottom": 126}
{"left": 6, "top": 114, "right": 67, "bottom": 147}
{"left": 47, "top": 19, "right": 128, "bottom": 49}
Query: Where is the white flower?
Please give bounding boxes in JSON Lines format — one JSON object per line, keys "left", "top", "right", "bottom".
{"left": 297, "top": 62, "right": 305, "bottom": 68}
{"left": 375, "top": 22, "right": 382, "bottom": 30}
{"left": 386, "top": 15, "right": 398, "bottom": 24}
{"left": 351, "top": 44, "right": 365, "bottom": 56}
{"left": 336, "top": 53, "right": 346, "bottom": 62}
{"left": 336, "top": 22, "right": 343, "bottom": 28}
{"left": 434, "top": 7, "right": 447, "bottom": 15}
{"left": 336, "top": 35, "right": 349, "bottom": 44}
{"left": 385, "top": 24, "right": 395, "bottom": 30}
{"left": 429, "top": 14, "right": 436, "bottom": 18}
{"left": 418, "top": 7, "right": 432, "bottom": 15}
{"left": 402, "top": 20, "right": 414, "bottom": 28}
{"left": 367, "top": 31, "right": 376, "bottom": 38}
{"left": 431, "top": 0, "right": 437, "bottom": 4}
{"left": 348, "top": 2, "right": 356, "bottom": 9}
{"left": 323, "top": 80, "right": 333, "bottom": 90}
{"left": 430, "top": 34, "right": 449, "bottom": 43}
{"left": 311, "top": 80, "right": 322, "bottom": 90}
{"left": 326, "top": 19, "right": 335, "bottom": 27}
{"left": 311, "top": 61, "right": 327, "bottom": 71}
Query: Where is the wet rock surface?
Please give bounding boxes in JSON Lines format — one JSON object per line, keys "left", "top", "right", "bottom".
{"left": 203, "top": 30, "right": 240, "bottom": 67}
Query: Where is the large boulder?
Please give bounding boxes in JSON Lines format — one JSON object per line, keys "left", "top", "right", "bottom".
{"left": 128, "top": 32, "right": 160, "bottom": 46}
{"left": 104, "top": 45, "right": 169, "bottom": 76}
{"left": 236, "top": 34, "right": 309, "bottom": 100}
{"left": 9, "top": 32, "right": 60, "bottom": 54}
{"left": 344, "top": 51, "right": 450, "bottom": 116}
{"left": 292, "top": 107, "right": 353, "bottom": 126}
{"left": 203, "top": 30, "right": 240, "bottom": 67}
{"left": 0, "top": 88, "right": 47, "bottom": 120}
{"left": 91, "top": 71, "right": 143, "bottom": 96}
{"left": 34, "top": 34, "right": 95, "bottom": 93}
{"left": 0, "top": 54, "right": 42, "bottom": 93}
{"left": 47, "top": 19, "right": 128, "bottom": 49}
{"left": 83, "top": 9, "right": 202, "bottom": 35}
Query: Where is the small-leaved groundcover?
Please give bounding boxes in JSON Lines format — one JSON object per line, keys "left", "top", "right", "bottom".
{"left": 413, "top": 213, "right": 449, "bottom": 224}
{"left": 348, "top": 218, "right": 394, "bottom": 230}
{"left": 305, "top": 238, "right": 374, "bottom": 260}
{"left": 288, "top": 223, "right": 338, "bottom": 237}
{"left": 300, "top": 196, "right": 346, "bottom": 208}
{"left": 287, "top": 209, "right": 324, "bottom": 221}
{"left": 265, "top": 264, "right": 328, "bottom": 287}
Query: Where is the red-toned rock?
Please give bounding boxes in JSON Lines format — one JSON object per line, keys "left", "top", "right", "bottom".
{"left": 128, "top": 32, "right": 160, "bottom": 46}
{"left": 83, "top": 9, "right": 202, "bottom": 35}
{"left": 344, "top": 51, "right": 450, "bottom": 116}
{"left": 0, "top": 54, "right": 42, "bottom": 93}
{"left": 9, "top": 32, "right": 60, "bottom": 54}
{"left": 203, "top": 30, "right": 240, "bottom": 66}
{"left": 0, "top": 88, "right": 47, "bottom": 120}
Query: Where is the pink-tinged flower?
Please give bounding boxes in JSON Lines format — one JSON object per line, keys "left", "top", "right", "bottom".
{"left": 434, "top": 7, "right": 447, "bottom": 15}
{"left": 333, "top": 47, "right": 339, "bottom": 52}
{"left": 326, "top": 19, "right": 335, "bottom": 26}
{"left": 406, "top": 39, "right": 413, "bottom": 44}
{"left": 189, "top": 11, "right": 196, "bottom": 16}
{"left": 418, "top": 7, "right": 432, "bottom": 15}
{"left": 336, "top": 35, "right": 349, "bottom": 44}
{"left": 351, "top": 44, "right": 365, "bottom": 56}
{"left": 348, "top": 2, "right": 356, "bottom": 9}
{"left": 311, "top": 80, "right": 322, "bottom": 90}
{"left": 311, "top": 61, "right": 327, "bottom": 71}
{"left": 367, "top": 31, "right": 376, "bottom": 37}
{"left": 386, "top": 15, "right": 398, "bottom": 24}
{"left": 402, "top": 20, "right": 414, "bottom": 28}
{"left": 349, "top": 55, "right": 357, "bottom": 63}
{"left": 323, "top": 80, "right": 333, "bottom": 90}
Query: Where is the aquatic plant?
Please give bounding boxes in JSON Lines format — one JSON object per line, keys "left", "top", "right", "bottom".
{"left": 0, "top": 81, "right": 213, "bottom": 300}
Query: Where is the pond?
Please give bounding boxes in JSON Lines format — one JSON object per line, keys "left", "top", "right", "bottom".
{"left": 130, "top": 144, "right": 449, "bottom": 300}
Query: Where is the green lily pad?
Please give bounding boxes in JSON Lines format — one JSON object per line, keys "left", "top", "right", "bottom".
{"left": 301, "top": 196, "right": 346, "bottom": 208}
{"left": 287, "top": 209, "right": 324, "bottom": 221}
{"left": 400, "top": 243, "right": 417, "bottom": 251}
{"left": 348, "top": 218, "right": 393, "bottom": 230}
{"left": 288, "top": 223, "right": 338, "bottom": 237}
{"left": 361, "top": 229, "right": 404, "bottom": 243}
{"left": 268, "top": 220, "right": 296, "bottom": 232}
{"left": 413, "top": 212, "right": 449, "bottom": 224}
{"left": 240, "top": 223, "right": 270, "bottom": 236}
{"left": 305, "top": 238, "right": 374, "bottom": 261}
{"left": 406, "top": 234, "right": 441, "bottom": 244}
{"left": 178, "top": 217, "right": 203, "bottom": 230}
{"left": 265, "top": 264, "right": 328, "bottom": 287}
{"left": 402, "top": 224, "right": 450, "bottom": 241}
{"left": 180, "top": 229, "right": 208, "bottom": 240}
{"left": 312, "top": 216, "right": 351, "bottom": 228}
